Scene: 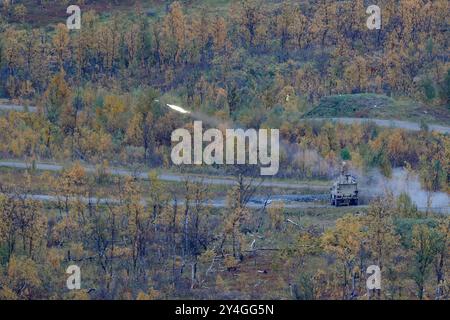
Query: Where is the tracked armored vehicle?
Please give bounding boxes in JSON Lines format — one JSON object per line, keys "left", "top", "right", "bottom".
{"left": 330, "top": 164, "right": 359, "bottom": 206}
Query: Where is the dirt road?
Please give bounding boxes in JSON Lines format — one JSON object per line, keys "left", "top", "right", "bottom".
{"left": 0, "top": 160, "right": 327, "bottom": 190}
{"left": 305, "top": 117, "right": 450, "bottom": 134}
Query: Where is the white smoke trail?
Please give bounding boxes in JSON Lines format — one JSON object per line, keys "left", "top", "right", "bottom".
{"left": 167, "top": 104, "right": 191, "bottom": 114}
{"left": 360, "top": 168, "right": 449, "bottom": 209}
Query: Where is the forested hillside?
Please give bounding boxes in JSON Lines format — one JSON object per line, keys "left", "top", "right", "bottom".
{"left": 1, "top": 0, "right": 449, "bottom": 106}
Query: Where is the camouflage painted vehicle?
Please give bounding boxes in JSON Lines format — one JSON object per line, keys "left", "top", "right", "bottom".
{"left": 330, "top": 164, "right": 359, "bottom": 207}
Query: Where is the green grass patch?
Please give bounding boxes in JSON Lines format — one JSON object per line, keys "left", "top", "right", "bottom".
{"left": 304, "top": 93, "right": 450, "bottom": 125}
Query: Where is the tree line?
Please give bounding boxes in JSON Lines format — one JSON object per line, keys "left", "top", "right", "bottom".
{"left": 1, "top": 1, "right": 449, "bottom": 105}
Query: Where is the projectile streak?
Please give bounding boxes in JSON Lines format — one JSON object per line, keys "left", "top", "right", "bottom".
{"left": 167, "top": 104, "right": 191, "bottom": 114}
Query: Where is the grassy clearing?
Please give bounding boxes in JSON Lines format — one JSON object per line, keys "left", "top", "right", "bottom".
{"left": 304, "top": 94, "right": 450, "bottom": 125}
{"left": 284, "top": 206, "right": 366, "bottom": 229}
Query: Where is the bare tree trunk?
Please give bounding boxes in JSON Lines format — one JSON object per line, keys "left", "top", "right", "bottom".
{"left": 191, "top": 262, "right": 197, "bottom": 289}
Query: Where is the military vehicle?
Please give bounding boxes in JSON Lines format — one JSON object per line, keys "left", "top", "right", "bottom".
{"left": 330, "top": 163, "right": 359, "bottom": 206}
